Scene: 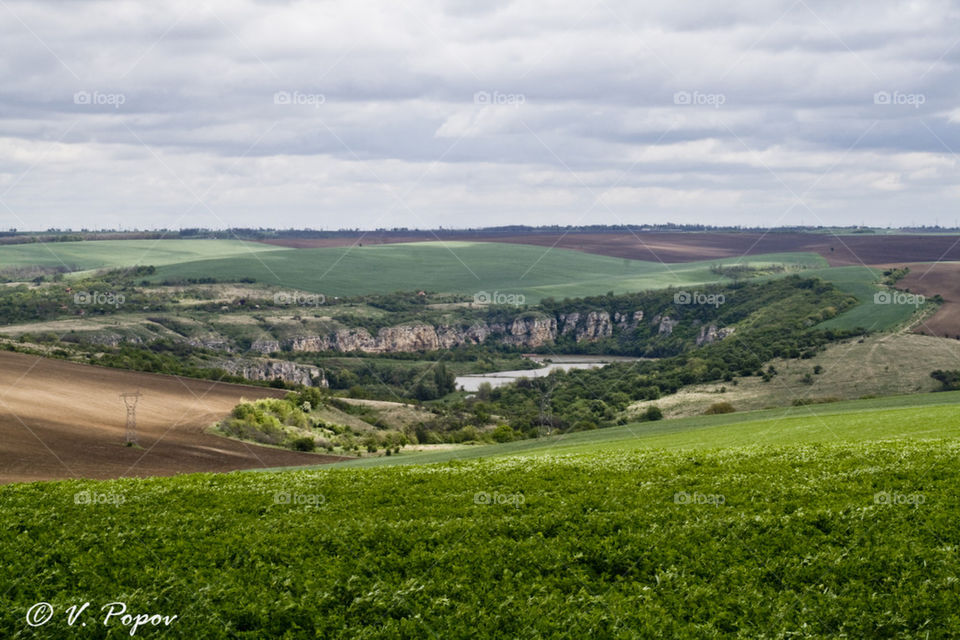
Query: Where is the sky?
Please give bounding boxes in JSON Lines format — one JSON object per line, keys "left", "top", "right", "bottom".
{"left": 1, "top": 0, "right": 960, "bottom": 231}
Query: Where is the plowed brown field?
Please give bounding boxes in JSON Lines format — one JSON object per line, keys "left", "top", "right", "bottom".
{"left": 0, "top": 351, "right": 349, "bottom": 484}
{"left": 261, "top": 231, "right": 960, "bottom": 267}
{"left": 898, "top": 263, "right": 960, "bottom": 339}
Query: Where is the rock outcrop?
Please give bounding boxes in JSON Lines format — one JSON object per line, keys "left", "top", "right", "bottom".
{"left": 218, "top": 359, "right": 327, "bottom": 387}
{"left": 657, "top": 316, "right": 679, "bottom": 336}
{"left": 250, "top": 339, "right": 281, "bottom": 354}
{"left": 280, "top": 309, "right": 651, "bottom": 354}
{"left": 695, "top": 324, "right": 736, "bottom": 346}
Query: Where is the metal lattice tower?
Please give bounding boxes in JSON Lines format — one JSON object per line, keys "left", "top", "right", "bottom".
{"left": 119, "top": 391, "right": 142, "bottom": 445}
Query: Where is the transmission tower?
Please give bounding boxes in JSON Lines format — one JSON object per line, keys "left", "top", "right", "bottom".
{"left": 119, "top": 391, "right": 142, "bottom": 445}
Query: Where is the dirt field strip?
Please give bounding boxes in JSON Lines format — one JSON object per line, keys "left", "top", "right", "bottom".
{"left": 896, "top": 262, "right": 960, "bottom": 339}
{"left": 260, "top": 232, "right": 960, "bottom": 267}
{"left": 0, "top": 351, "right": 348, "bottom": 483}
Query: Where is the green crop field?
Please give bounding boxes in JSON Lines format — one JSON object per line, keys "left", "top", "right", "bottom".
{"left": 807, "top": 266, "right": 919, "bottom": 331}
{"left": 0, "top": 239, "right": 286, "bottom": 273}
{"left": 146, "top": 242, "right": 826, "bottom": 302}
{"left": 2, "top": 415, "right": 958, "bottom": 637}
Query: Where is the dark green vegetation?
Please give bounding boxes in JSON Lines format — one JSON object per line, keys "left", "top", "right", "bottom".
{"left": 931, "top": 369, "right": 960, "bottom": 391}
{"left": 2, "top": 436, "right": 957, "bottom": 638}
{"left": 479, "top": 276, "right": 858, "bottom": 433}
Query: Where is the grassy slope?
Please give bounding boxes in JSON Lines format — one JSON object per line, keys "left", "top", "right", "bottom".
{"left": 630, "top": 333, "right": 960, "bottom": 418}
{"left": 147, "top": 242, "right": 826, "bottom": 302}
{"left": 291, "top": 390, "right": 960, "bottom": 469}
{"left": 0, "top": 239, "right": 286, "bottom": 272}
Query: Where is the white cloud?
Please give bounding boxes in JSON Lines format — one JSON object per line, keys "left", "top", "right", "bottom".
{"left": 0, "top": 0, "right": 959, "bottom": 229}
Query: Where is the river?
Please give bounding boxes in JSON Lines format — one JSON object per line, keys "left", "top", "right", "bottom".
{"left": 455, "top": 355, "right": 646, "bottom": 392}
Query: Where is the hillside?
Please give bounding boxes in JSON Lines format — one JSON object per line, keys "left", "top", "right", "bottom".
{"left": 0, "top": 351, "right": 344, "bottom": 483}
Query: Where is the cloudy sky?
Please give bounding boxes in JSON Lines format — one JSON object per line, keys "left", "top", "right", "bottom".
{"left": 1, "top": 0, "right": 959, "bottom": 231}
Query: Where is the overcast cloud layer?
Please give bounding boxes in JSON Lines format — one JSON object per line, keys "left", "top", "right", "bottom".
{"left": 2, "top": 0, "right": 960, "bottom": 230}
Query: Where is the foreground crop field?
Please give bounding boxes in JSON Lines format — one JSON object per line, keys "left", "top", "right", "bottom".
{"left": 2, "top": 438, "right": 957, "bottom": 638}
{"left": 0, "top": 351, "right": 341, "bottom": 483}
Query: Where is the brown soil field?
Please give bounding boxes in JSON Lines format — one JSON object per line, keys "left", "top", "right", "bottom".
{"left": 0, "top": 351, "right": 349, "bottom": 484}
{"left": 898, "top": 263, "right": 960, "bottom": 339}
{"left": 260, "top": 231, "right": 960, "bottom": 267}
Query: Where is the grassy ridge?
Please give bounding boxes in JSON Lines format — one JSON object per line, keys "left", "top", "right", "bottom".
{"left": 1, "top": 437, "right": 957, "bottom": 637}
{"left": 146, "top": 242, "right": 826, "bottom": 302}
{"left": 0, "top": 239, "right": 285, "bottom": 272}
{"left": 300, "top": 390, "right": 960, "bottom": 469}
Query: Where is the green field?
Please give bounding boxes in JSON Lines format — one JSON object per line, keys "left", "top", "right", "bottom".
{"left": 144, "top": 242, "right": 825, "bottom": 302}
{"left": 281, "top": 390, "right": 960, "bottom": 469}
{"left": 2, "top": 397, "right": 958, "bottom": 637}
{"left": 808, "top": 266, "right": 919, "bottom": 331}
{"left": 0, "top": 239, "right": 286, "bottom": 273}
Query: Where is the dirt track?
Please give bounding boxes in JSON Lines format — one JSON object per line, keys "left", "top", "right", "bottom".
{"left": 261, "top": 231, "right": 960, "bottom": 267}
{"left": 0, "top": 352, "right": 348, "bottom": 484}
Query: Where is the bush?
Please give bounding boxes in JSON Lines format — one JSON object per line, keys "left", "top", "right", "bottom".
{"left": 289, "top": 436, "right": 316, "bottom": 452}
{"left": 704, "top": 402, "right": 735, "bottom": 415}
{"left": 640, "top": 406, "right": 663, "bottom": 422}
{"left": 491, "top": 424, "right": 516, "bottom": 443}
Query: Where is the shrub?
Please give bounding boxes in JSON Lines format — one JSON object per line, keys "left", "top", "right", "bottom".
{"left": 289, "top": 436, "right": 316, "bottom": 452}
{"left": 640, "top": 406, "right": 663, "bottom": 422}
{"left": 491, "top": 424, "right": 516, "bottom": 443}
{"left": 704, "top": 402, "right": 735, "bottom": 415}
